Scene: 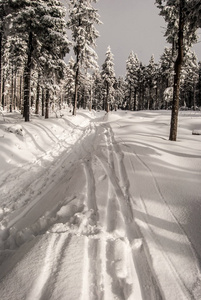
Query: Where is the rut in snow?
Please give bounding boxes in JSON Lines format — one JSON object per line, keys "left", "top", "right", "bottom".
{"left": 79, "top": 122, "right": 163, "bottom": 300}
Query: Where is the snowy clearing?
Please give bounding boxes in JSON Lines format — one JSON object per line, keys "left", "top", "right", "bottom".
{"left": 0, "top": 109, "right": 201, "bottom": 300}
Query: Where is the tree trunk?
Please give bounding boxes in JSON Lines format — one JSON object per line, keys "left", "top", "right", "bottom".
{"left": 147, "top": 88, "right": 150, "bottom": 110}
{"left": 45, "top": 88, "right": 50, "bottom": 119}
{"left": 35, "top": 73, "right": 40, "bottom": 114}
{"left": 14, "top": 71, "right": 17, "bottom": 110}
{"left": 2, "top": 76, "right": 5, "bottom": 108}
{"left": 73, "top": 52, "right": 80, "bottom": 116}
{"left": 23, "top": 31, "right": 33, "bottom": 122}
{"left": 19, "top": 75, "right": 23, "bottom": 112}
{"left": 134, "top": 88, "right": 137, "bottom": 111}
{"left": 106, "top": 82, "right": 109, "bottom": 113}
{"left": 155, "top": 85, "right": 158, "bottom": 110}
{"left": 89, "top": 86, "right": 92, "bottom": 111}
{"left": 129, "top": 85, "right": 132, "bottom": 110}
{"left": 41, "top": 88, "right": 45, "bottom": 116}
{"left": 10, "top": 66, "right": 14, "bottom": 112}
{"left": 73, "top": 67, "right": 78, "bottom": 115}
{"left": 193, "top": 81, "right": 196, "bottom": 111}
{"left": 169, "top": 0, "right": 184, "bottom": 141}
{"left": 0, "top": 32, "right": 2, "bottom": 109}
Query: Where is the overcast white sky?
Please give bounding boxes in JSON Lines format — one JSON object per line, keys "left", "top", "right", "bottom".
{"left": 65, "top": 0, "right": 201, "bottom": 77}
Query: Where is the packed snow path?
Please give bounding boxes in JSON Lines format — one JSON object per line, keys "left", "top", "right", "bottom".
{"left": 0, "top": 110, "right": 201, "bottom": 299}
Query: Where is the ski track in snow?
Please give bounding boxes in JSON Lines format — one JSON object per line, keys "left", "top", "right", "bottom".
{"left": 119, "top": 140, "right": 201, "bottom": 299}
{"left": 0, "top": 110, "right": 201, "bottom": 299}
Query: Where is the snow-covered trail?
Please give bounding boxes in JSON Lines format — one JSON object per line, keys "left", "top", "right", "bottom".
{"left": 0, "top": 110, "right": 201, "bottom": 299}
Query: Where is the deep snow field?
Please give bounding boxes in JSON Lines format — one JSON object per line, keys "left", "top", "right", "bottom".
{"left": 0, "top": 108, "right": 201, "bottom": 300}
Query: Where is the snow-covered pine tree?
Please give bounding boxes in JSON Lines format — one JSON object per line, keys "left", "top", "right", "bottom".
{"left": 65, "top": 57, "right": 75, "bottom": 108}
{"left": 132, "top": 54, "right": 140, "bottom": 111}
{"left": 160, "top": 47, "right": 174, "bottom": 89}
{"left": 180, "top": 51, "right": 198, "bottom": 109}
{"left": 39, "top": 0, "right": 70, "bottom": 119}
{"left": 3, "top": 33, "right": 27, "bottom": 112}
{"left": 67, "top": 0, "right": 101, "bottom": 116}
{"left": 138, "top": 63, "right": 146, "bottom": 110}
{"left": 78, "top": 71, "right": 92, "bottom": 109}
{"left": 125, "top": 52, "right": 140, "bottom": 111}
{"left": 35, "top": 72, "right": 41, "bottom": 115}
{"left": 155, "top": 0, "right": 201, "bottom": 141}
{"left": 91, "top": 70, "right": 103, "bottom": 110}
{"left": 197, "top": 62, "right": 201, "bottom": 108}
{"left": 159, "top": 47, "right": 174, "bottom": 108}
{"left": 101, "top": 46, "right": 116, "bottom": 112}
{"left": 0, "top": 0, "right": 10, "bottom": 108}
{"left": 10, "top": 0, "right": 70, "bottom": 121}
{"left": 114, "top": 76, "right": 125, "bottom": 110}
{"left": 125, "top": 52, "right": 135, "bottom": 110}
{"left": 0, "top": 1, "right": 4, "bottom": 108}
{"left": 145, "top": 55, "right": 158, "bottom": 110}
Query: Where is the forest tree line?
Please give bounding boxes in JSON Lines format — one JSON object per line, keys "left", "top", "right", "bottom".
{"left": 0, "top": 1, "right": 201, "bottom": 129}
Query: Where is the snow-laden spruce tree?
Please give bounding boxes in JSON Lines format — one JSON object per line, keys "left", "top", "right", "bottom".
{"left": 180, "top": 50, "right": 198, "bottom": 109}
{"left": 0, "top": 0, "right": 27, "bottom": 111}
{"left": 65, "top": 57, "right": 75, "bottom": 107}
{"left": 114, "top": 76, "right": 125, "bottom": 110}
{"left": 3, "top": 33, "right": 27, "bottom": 112}
{"left": 91, "top": 70, "right": 103, "bottom": 110}
{"left": 125, "top": 52, "right": 135, "bottom": 110}
{"left": 125, "top": 52, "right": 140, "bottom": 111}
{"left": 9, "top": 0, "right": 70, "bottom": 121}
{"left": 38, "top": 0, "right": 70, "bottom": 119}
{"left": 0, "top": 0, "right": 10, "bottom": 108}
{"left": 145, "top": 55, "right": 158, "bottom": 110}
{"left": 67, "top": 0, "right": 101, "bottom": 116}
{"left": 197, "top": 62, "right": 201, "bottom": 108}
{"left": 0, "top": 1, "right": 5, "bottom": 108}
{"left": 155, "top": 0, "right": 201, "bottom": 141}
{"left": 158, "top": 48, "right": 173, "bottom": 108}
{"left": 131, "top": 53, "right": 140, "bottom": 108}
{"left": 101, "top": 46, "right": 116, "bottom": 112}
{"left": 160, "top": 47, "right": 174, "bottom": 90}
{"left": 137, "top": 62, "right": 146, "bottom": 110}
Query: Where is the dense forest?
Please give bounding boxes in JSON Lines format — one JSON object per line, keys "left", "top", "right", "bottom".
{"left": 0, "top": 0, "right": 201, "bottom": 138}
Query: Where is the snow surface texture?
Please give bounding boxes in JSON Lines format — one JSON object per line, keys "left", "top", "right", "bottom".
{"left": 0, "top": 109, "right": 201, "bottom": 300}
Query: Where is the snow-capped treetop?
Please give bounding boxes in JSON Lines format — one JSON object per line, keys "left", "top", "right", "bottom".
{"left": 159, "top": 46, "right": 174, "bottom": 87}
{"left": 101, "top": 46, "right": 116, "bottom": 87}
{"left": 125, "top": 51, "right": 140, "bottom": 89}
{"left": 160, "top": 47, "right": 173, "bottom": 74}
{"left": 142, "top": 55, "right": 158, "bottom": 91}
{"left": 101, "top": 46, "right": 116, "bottom": 111}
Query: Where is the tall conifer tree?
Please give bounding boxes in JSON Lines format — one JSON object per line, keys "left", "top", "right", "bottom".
{"left": 67, "top": 0, "right": 101, "bottom": 116}
{"left": 10, "top": 0, "right": 70, "bottom": 121}
{"left": 101, "top": 46, "right": 116, "bottom": 113}
{"left": 156, "top": 0, "right": 201, "bottom": 140}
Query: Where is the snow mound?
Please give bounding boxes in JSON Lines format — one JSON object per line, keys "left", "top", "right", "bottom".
{"left": 192, "top": 130, "right": 201, "bottom": 135}
{"left": 1, "top": 196, "right": 100, "bottom": 251}
{"left": 5, "top": 124, "right": 24, "bottom": 136}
